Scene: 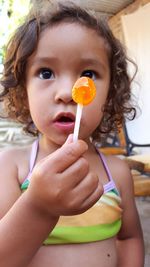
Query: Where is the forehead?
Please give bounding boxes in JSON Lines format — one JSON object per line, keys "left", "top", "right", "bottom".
{"left": 30, "top": 22, "right": 110, "bottom": 69}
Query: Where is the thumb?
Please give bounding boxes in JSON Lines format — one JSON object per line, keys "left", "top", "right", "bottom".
{"left": 64, "top": 134, "right": 73, "bottom": 145}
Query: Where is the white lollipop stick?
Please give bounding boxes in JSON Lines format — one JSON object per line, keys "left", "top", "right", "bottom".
{"left": 73, "top": 103, "right": 83, "bottom": 142}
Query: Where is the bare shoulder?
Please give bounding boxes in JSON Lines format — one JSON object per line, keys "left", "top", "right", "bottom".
{"left": 0, "top": 145, "right": 31, "bottom": 217}
{"left": 101, "top": 155, "right": 143, "bottom": 248}
{"left": 0, "top": 145, "right": 31, "bottom": 176}
{"left": 0, "top": 145, "right": 29, "bottom": 163}
{"left": 104, "top": 154, "right": 133, "bottom": 196}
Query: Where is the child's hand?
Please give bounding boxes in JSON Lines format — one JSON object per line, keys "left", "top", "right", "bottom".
{"left": 26, "top": 135, "right": 103, "bottom": 218}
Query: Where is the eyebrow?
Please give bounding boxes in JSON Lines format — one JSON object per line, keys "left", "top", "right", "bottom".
{"left": 80, "top": 58, "right": 107, "bottom": 70}
{"left": 29, "top": 56, "right": 107, "bottom": 72}
{"left": 29, "top": 57, "right": 58, "bottom": 66}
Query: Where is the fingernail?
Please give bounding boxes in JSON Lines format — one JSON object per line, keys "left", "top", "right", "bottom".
{"left": 64, "top": 134, "right": 73, "bottom": 144}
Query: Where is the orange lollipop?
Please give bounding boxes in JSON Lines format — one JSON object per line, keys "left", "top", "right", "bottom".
{"left": 72, "top": 77, "right": 96, "bottom": 105}
{"left": 72, "top": 77, "right": 96, "bottom": 141}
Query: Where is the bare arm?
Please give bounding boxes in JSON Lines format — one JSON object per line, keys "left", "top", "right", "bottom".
{"left": 0, "top": 148, "right": 58, "bottom": 267}
{"left": 0, "top": 191, "right": 58, "bottom": 267}
{"left": 0, "top": 137, "right": 103, "bottom": 267}
{"left": 115, "top": 159, "right": 144, "bottom": 267}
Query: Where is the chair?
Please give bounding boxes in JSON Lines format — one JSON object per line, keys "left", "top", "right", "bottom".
{"left": 99, "top": 126, "right": 150, "bottom": 196}
{"left": 99, "top": 127, "right": 127, "bottom": 156}
{"left": 124, "top": 124, "right": 150, "bottom": 156}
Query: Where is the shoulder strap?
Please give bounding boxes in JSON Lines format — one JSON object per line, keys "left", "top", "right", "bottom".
{"left": 29, "top": 139, "right": 39, "bottom": 173}
{"left": 97, "top": 150, "right": 113, "bottom": 182}
{"left": 96, "top": 148, "right": 118, "bottom": 193}
{"left": 21, "top": 139, "right": 39, "bottom": 184}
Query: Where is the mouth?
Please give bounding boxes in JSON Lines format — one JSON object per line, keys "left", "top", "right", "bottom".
{"left": 53, "top": 112, "right": 75, "bottom": 132}
{"left": 54, "top": 112, "right": 75, "bottom": 123}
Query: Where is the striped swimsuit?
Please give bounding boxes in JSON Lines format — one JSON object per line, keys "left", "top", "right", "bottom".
{"left": 21, "top": 140, "right": 122, "bottom": 245}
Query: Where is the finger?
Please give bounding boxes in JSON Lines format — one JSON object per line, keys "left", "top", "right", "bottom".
{"left": 73, "top": 172, "right": 100, "bottom": 200}
{"left": 64, "top": 134, "right": 73, "bottom": 145}
{"left": 44, "top": 140, "right": 88, "bottom": 173}
{"left": 71, "top": 173, "right": 103, "bottom": 210}
{"left": 33, "top": 134, "right": 73, "bottom": 169}
{"left": 58, "top": 156, "right": 89, "bottom": 188}
{"left": 79, "top": 182, "right": 103, "bottom": 213}
{"left": 59, "top": 181, "right": 103, "bottom": 216}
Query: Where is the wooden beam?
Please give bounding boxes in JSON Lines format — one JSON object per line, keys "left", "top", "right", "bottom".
{"left": 133, "top": 176, "right": 150, "bottom": 196}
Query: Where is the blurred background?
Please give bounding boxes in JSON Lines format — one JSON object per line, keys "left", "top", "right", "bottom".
{"left": 0, "top": 1, "right": 150, "bottom": 266}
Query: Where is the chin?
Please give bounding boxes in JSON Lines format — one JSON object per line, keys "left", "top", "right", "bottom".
{"left": 52, "top": 135, "right": 68, "bottom": 147}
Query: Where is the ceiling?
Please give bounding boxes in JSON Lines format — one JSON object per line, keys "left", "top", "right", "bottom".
{"left": 31, "top": 0, "right": 135, "bottom": 18}
{"left": 69, "top": 0, "right": 135, "bottom": 17}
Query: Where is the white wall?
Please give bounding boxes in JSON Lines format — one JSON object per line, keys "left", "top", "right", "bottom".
{"left": 121, "top": 3, "right": 150, "bottom": 146}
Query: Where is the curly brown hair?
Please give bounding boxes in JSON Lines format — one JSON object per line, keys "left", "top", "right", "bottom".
{"left": 0, "top": 1, "right": 136, "bottom": 138}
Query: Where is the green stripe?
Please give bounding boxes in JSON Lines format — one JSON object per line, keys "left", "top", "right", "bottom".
{"left": 111, "top": 188, "right": 119, "bottom": 195}
{"left": 21, "top": 179, "right": 29, "bottom": 190}
{"left": 43, "top": 219, "right": 121, "bottom": 245}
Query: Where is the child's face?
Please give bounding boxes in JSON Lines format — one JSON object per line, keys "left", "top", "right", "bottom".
{"left": 26, "top": 22, "right": 110, "bottom": 146}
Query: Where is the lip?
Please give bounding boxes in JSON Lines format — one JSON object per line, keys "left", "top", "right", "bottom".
{"left": 53, "top": 112, "right": 75, "bottom": 133}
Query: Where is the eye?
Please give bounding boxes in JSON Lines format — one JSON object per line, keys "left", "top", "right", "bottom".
{"left": 39, "top": 68, "right": 54, "bottom": 80}
{"left": 81, "top": 70, "right": 97, "bottom": 80}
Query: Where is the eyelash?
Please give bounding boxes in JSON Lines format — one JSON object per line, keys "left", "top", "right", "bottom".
{"left": 81, "top": 70, "right": 97, "bottom": 80}
{"left": 37, "top": 68, "right": 98, "bottom": 81}
{"left": 38, "top": 68, "right": 54, "bottom": 80}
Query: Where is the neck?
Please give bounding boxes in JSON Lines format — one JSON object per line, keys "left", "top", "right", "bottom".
{"left": 38, "top": 134, "right": 94, "bottom": 156}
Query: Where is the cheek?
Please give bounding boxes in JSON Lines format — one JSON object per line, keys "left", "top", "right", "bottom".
{"left": 82, "top": 104, "right": 103, "bottom": 132}
{"left": 81, "top": 91, "right": 108, "bottom": 129}
{"left": 27, "top": 91, "right": 45, "bottom": 124}
{"left": 87, "top": 106, "right": 103, "bottom": 124}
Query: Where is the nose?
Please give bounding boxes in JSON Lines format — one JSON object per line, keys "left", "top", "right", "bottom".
{"left": 54, "top": 78, "right": 75, "bottom": 104}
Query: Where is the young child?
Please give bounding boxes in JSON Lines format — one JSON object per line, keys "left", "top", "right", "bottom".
{"left": 0, "top": 2, "right": 144, "bottom": 267}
